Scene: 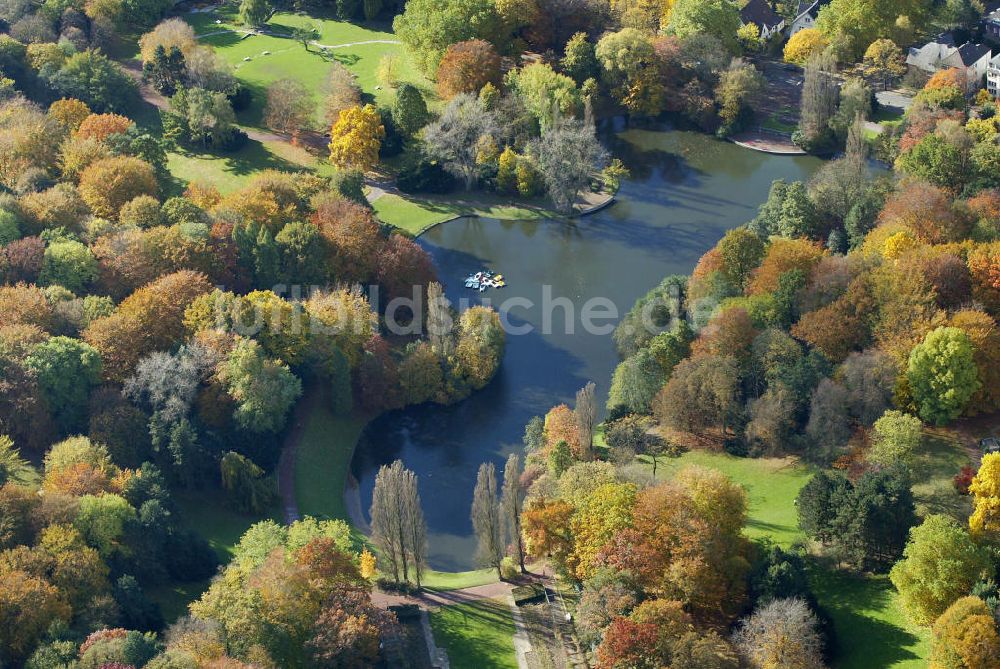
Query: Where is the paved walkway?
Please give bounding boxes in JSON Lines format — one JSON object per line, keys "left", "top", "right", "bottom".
{"left": 372, "top": 579, "right": 514, "bottom": 609}
{"left": 729, "top": 130, "right": 806, "bottom": 155}
{"left": 508, "top": 594, "right": 532, "bottom": 669}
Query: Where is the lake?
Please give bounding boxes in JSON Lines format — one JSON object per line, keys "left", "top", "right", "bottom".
{"left": 351, "top": 125, "right": 822, "bottom": 570}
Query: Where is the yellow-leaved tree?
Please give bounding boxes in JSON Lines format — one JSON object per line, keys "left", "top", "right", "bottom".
{"left": 969, "top": 452, "right": 1000, "bottom": 539}
{"left": 328, "top": 104, "right": 385, "bottom": 171}
{"left": 784, "top": 28, "right": 828, "bottom": 65}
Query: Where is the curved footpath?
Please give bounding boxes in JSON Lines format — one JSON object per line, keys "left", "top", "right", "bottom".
{"left": 728, "top": 130, "right": 807, "bottom": 155}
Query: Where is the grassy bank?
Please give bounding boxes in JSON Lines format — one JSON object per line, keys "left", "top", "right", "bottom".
{"left": 372, "top": 192, "right": 552, "bottom": 236}
{"left": 293, "top": 402, "right": 368, "bottom": 521}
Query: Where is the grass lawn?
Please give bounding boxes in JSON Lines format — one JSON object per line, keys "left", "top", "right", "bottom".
{"left": 761, "top": 114, "right": 797, "bottom": 133}
{"left": 165, "top": 138, "right": 333, "bottom": 194}
{"left": 430, "top": 598, "right": 519, "bottom": 669}
{"left": 910, "top": 431, "right": 972, "bottom": 521}
{"left": 185, "top": 8, "right": 435, "bottom": 129}
{"left": 422, "top": 568, "right": 499, "bottom": 591}
{"left": 635, "top": 450, "right": 815, "bottom": 547}
{"left": 294, "top": 402, "right": 368, "bottom": 521}
{"left": 372, "top": 192, "right": 551, "bottom": 235}
{"left": 872, "top": 106, "right": 905, "bottom": 123}
{"left": 809, "top": 567, "right": 929, "bottom": 669}
{"left": 146, "top": 579, "right": 211, "bottom": 624}
{"left": 175, "top": 489, "right": 280, "bottom": 561}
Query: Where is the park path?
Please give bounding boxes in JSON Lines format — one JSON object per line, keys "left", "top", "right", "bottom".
{"left": 371, "top": 580, "right": 515, "bottom": 609}
{"left": 276, "top": 382, "right": 327, "bottom": 523}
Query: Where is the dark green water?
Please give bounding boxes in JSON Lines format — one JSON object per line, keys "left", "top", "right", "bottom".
{"left": 351, "top": 126, "right": 821, "bottom": 571}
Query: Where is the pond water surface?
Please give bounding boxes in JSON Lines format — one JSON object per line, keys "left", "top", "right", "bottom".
{"left": 351, "top": 125, "right": 822, "bottom": 571}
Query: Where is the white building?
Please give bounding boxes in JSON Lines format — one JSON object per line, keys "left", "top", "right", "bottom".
{"left": 908, "top": 34, "right": 992, "bottom": 93}
{"left": 788, "top": 0, "right": 830, "bottom": 37}
{"left": 987, "top": 53, "right": 1000, "bottom": 96}
{"left": 739, "top": 0, "right": 785, "bottom": 40}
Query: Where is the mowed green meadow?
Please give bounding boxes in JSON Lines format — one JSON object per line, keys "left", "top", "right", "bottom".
{"left": 183, "top": 8, "right": 435, "bottom": 129}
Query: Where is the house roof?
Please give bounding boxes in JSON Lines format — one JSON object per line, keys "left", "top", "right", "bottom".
{"left": 741, "top": 0, "right": 782, "bottom": 28}
{"left": 794, "top": 0, "right": 830, "bottom": 21}
{"left": 906, "top": 33, "right": 959, "bottom": 72}
{"left": 943, "top": 42, "right": 992, "bottom": 67}
{"left": 984, "top": 2, "right": 1000, "bottom": 24}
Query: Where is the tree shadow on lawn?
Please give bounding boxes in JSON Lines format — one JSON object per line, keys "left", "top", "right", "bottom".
{"left": 432, "top": 599, "right": 516, "bottom": 666}
{"left": 164, "top": 139, "right": 309, "bottom": 195}
{"left": 200, "top": 30, "right": 244, "bottom": 49}
{"left": 910, "top": 433, "right": 972, "bottom": 522}
{"left": 808, "top": 563, "right": 926, "bottom": 669}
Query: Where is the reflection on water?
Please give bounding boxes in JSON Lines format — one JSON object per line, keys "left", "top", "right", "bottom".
{"left": 352, "top": 126, "right": 822, "bottom": 571}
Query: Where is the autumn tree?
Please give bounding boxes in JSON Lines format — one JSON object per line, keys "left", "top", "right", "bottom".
{"left": 733, "top": 598, "right": 826, "bottom": 669}
{"left": 501, "top": 453, "right": 526, "bottom": 573}
{"left": 929, "top": 596, "right": 1000, "bottom": 669}
{"left": 323, "top": 63, "right": 362, "bottom": 125}
{"left": 0, "top": 569, "right": 70, "bottom": 664}
{"left": 370, "top": 459, "right": 427, "bottom": 587}
{"left": 472, "top": 461, "right": 505, "bottom": 578}
{"left": 654, "top": 355, "right": 740, "bottom": 435}
{"left": 84, "top": 271, "right": 212, "bottom": 381}
{"left": 75, "top": 112, "right": 134, "bottom": 141}
{"left": 328, "top": 104, "right": 384, "bottom": 171}
{"left": 393, "top": 0, "right": 505, "bottom": 74}
{"left": 435, "top": 39, "right": 502, "bottom": 99}
{"left": 47, "top": 98, "right": 92, "bottom": 133}
{"left": 783, "top": 28, "right": 827, "bottom": 65}
{"left": 561, "top": 32, "right": 598, "bottom": 84}
{"left": 868, "top": 410, "right": 923, "bottom": 469}
{"left": 906, "top": 327, "right": 980, "bottom": 425}
{"left": 968, "top": 242, "right": 1000, "bottom": 314}
{"left": 505, "top": 62, "right": 580, "bottom": 130}
{"left": 78, "top": 156, "right": 158, "bottom": 219}
{"left": 575, "top": 382, "right": 597, "bottom": 461}
{"left": 595, "top": 29, "right": 665, "bottom": 117}
{"left": 715, "top": 58, "right": 764, "bottom": 135}
{"left": 666, "top": 0, "right": 740, "bottom": 52}
{"left": 863, "top": 39, "right": 906, "bottom": 90}
{"left": 798, "top": 52, "right": 838, "bottom": 152}
{"left": 969, "top": 453, "right": 1000, "bottom": 541}
{"left": 717, "top": 227, "right": 765, "bottom": 290}
{"left": 263, "top": 79, "right": 314, "bottom": 136}
{"left": 890, "top": 514, "right": 994, "bottom": 625}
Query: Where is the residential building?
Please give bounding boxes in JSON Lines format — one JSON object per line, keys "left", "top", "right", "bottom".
{"left": 987, "top": 53, "right": 1000, "bottom": 96}
{"left": 907, "top": 33, "right": 991, "bottom": 92}
{"left": 739, "top": 0, "right": 785, "bottom": 40}
{"left": 788, "top": 0, "right": 831, "bottom": 37}
{"left": 983, "top": 2, "right": 1000, "bottom": 42}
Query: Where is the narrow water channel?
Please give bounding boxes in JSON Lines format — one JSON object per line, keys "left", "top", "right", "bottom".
{"left": 351, "top": 126, "right": 822, "bottom": 571}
